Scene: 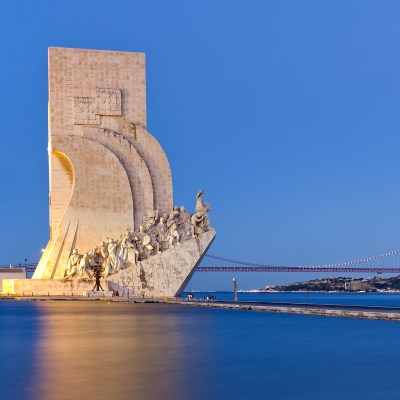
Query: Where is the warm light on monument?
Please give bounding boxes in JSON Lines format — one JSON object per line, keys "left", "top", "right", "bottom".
{"left": 2, "top": 47, "right": 215, "bottom": 297}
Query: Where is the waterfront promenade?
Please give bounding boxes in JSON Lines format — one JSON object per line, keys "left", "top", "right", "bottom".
{"left": 2, "top": 294, "right": 400, "bottom": 321}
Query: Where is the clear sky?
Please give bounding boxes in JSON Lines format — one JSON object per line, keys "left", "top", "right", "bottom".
{"left": 1, "top": 0, "right": 400, "bottom": 290}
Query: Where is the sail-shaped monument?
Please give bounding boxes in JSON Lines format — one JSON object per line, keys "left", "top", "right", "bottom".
{"left": 2, "top": 47, "right": 215, "bottom": 297}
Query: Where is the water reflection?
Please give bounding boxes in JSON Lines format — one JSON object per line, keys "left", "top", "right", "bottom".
{"left": 30, "top": 302, "right": 193, "bottom": 400}
{"left": 0, "top": 302, "right": 42, "bottom": 399}
{"left": 3, "top": 299, "right": 400, "bottom": 400}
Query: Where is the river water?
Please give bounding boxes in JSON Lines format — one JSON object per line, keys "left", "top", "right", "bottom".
{"left": 1, "top": 293, "right": 400, "bottom": 400}
{"left": 183, "top": 290, "right": 400, "bottom": 307}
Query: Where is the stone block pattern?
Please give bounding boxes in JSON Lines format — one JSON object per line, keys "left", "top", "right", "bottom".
{"left": 74, "top": 97, "right": 100, "bottom": 125}
{"left": 33, "top": 47, "right": 173, "bottom": 281}
{"left": 2, "top": 278, "right": 95, "bottom": 296}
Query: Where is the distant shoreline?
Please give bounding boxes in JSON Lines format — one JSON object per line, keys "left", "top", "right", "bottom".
{"left": 185, "top": 290, "right": 400, "bottom": 294}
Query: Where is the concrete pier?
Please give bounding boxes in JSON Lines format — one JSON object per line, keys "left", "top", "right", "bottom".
{"left": 167, "top": 300, "right": 400, "bottom": 321}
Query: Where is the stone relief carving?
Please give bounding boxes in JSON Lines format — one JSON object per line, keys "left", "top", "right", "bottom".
{"left": 192, "top": 190, "right": 211, "bottom": 235}
{"left": 64, "top": 249, "right": 81, "bottom": 280}
{"left": 95, "top": 88, "right": 122, "bottom": 116}
{"left": 74, "top": 97, "right": 100, "bottom": 125}
{"left": 74, "top": 87, "right": 122, "bottom": 125}
{"left": 64, "top": 191, "right": 212, "bottom": 281}
{"left": 195, "top": 190, "right": 211, "bottom": 214}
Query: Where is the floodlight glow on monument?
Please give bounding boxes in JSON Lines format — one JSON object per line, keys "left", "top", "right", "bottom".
{"left": 2, "top": 47, "right": 215, "bottom": 297}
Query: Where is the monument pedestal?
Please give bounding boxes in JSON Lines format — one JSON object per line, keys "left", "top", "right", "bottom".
{"left": 84, "top": 291, "right": 113, "bottom": 297}
{"left": 1, "top": 279, "right": 94, "bottom": 296}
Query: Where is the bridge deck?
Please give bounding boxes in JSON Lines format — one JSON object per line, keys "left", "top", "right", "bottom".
{"left": 196, "top": 266, "right": 400, "bottom": 273}
{"left": 6, "top": 265, "right": 400, "bottom": 274}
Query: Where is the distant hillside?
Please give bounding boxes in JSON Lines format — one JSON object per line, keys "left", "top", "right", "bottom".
{"left": 265, "top": 276, "right": 400, "bottom": 292}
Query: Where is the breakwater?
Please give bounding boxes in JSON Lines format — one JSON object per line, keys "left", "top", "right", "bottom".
{"left": 168, "top": 299, "right": 400, "bottom": 321}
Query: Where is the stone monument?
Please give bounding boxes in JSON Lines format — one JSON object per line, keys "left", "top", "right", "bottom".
{"left": 2, "top": 47, "right": 215, "bottom": 297}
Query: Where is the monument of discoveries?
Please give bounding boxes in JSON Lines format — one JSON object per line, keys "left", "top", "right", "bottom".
{"left": 2, "top": 47, "right": 215, "bottom": 297}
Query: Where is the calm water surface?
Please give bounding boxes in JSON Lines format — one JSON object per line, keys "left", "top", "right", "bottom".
{"left": 1, "top": 294, "right": 400, "bottom": 400}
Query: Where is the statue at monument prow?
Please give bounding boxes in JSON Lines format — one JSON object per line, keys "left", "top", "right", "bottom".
{"left": 63, "top": 191, "right": 212, "bottom": 282}
{"left": 20, "top": 47, "right": 216, "bottom": 298}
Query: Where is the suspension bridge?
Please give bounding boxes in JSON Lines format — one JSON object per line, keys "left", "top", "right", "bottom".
{"left": 4, "top": 248, "right": 400, "bottom": 274}
{"left": 197, "top": 251, "right": 400, "bottom": 274}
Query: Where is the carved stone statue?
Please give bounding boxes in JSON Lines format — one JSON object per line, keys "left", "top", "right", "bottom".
{"left": 113, "top": 244, "right": 126, "bottom": 274}
{"left": 157, "top": 217, "right": 169, "bottom": 251}
{"left": 127, "top": 239, "right": 139, "bottom": 265}
{"left": 151, "top": 231, "right": 160, "bottom": 255}
{"left": 87, "top": 246, "right": 99, "bottom": 267}
{"left": 203, "top": 213, "right": 211, "bottom": 232}
{"left": 191, "top": 212, "right": 205, "bottom": 236}
{"left": 167, "top": 213, "right": 179, "bottom": 247}
{"left": 194, "top": 191, "right": 211, "bottom": 234}
{"left": 105, "top": 239, "right": 118, "bottom": 277}
{"left": 179, "top": 206, "right": 193, "bottom": 241}
{"left": 98, "top": 241, "right": 108, "bottom": 267}
{"left": 171, "top": 206, "right": 186, "bottom": 244}
{"left": 77, "top": 253, "right": 94, "bottom": 280}
{"left": 63, "top": 191, "right": 213, "bottom": 280}
{"left": 195, "top": 190, "right": 211, "bottom": 214}
{"left": 143, "top": 234, "right": 153, "bottom": 258}
{"left": 118, "top": 230, "right": 133, "bottom": 269}
{"left": 65, "top": 249, "right": 81, "bottom": 280}
{"left": 135, "top": 226, "right": 147, "bottom": 260}
{"left": 143, "top": 210, "right": 158, "bottom": 228}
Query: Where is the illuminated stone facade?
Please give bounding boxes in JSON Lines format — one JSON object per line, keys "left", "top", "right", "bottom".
{"left": 2, "top": 47, "right": 215, "bottom": 297}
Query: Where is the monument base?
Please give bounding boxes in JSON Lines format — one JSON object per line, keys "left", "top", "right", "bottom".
{"left": 0, "top": 268, "right": 26, "bottom": 293}
{"left": 2, "top": 230, "right": 215, "bottom": 298}
{"left": 84, "top": 291, "right": 114, "bottom": 297}
{"left": 1, "top": 279, "right": 94, "bottom": 296}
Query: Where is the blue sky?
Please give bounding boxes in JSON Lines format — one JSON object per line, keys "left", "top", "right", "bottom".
{"left": 1, "top": 0, "right": 400, "bottom": 290}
